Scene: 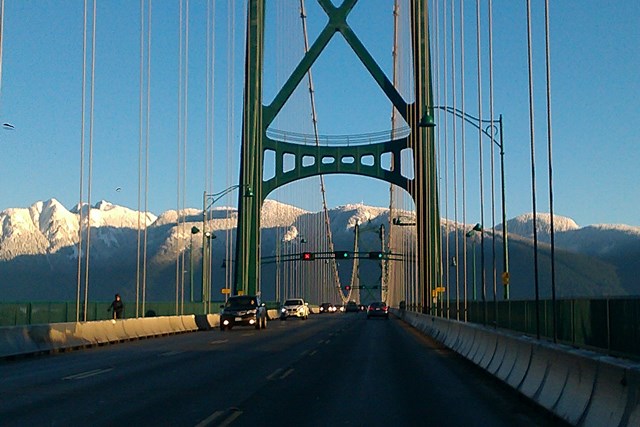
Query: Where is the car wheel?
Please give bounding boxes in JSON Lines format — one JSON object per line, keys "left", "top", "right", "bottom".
{"left": 280, "top": 316, "right": 286, "bottom": 321}
{"left": 220, "top": 325, "right": 226, "bottom": 331}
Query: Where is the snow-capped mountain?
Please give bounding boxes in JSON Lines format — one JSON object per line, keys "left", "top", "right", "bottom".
{"left": 0, "top": 199, "right": 639, "bottom": 302}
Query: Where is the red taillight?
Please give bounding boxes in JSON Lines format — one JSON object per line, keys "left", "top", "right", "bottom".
{"left": 368, "top": 306, "right": 374, "bottom": 311}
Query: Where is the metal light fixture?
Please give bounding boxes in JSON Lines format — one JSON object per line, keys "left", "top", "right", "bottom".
{"left": 418, "top": 110, "right": 436, "bottom": 128}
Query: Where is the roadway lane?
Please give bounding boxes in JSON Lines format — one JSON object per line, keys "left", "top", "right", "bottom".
{"left": 0, "top": 313, "right": 566, "bottom": 426}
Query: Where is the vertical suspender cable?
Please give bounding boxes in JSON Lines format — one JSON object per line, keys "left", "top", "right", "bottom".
{"left": 83, "top": 0, "right": 97, "bottom": 322}
{"left": 206, "top": 0, "right": 216, "bottom": 309}
{"left": 138, "top": 0, "right": 146, "bottom": 318}
{"left": 475, "top": 0, "right": 486, "bottom": 325}
{"left": 142, "top": 0, "right": 152, "bottom": 317}
{"left": 450, "top": 0, "right": 460, "bottom": 320}
{"left": 76, "top": 0, "right": 88, "bottom": 323}
{"left": 225, "top": 0, "right": 235, "bottom": 293}
{"left": 442, "top": 0, "right": 450, "bottom": 317}
{"left": 299, "top": 0, "right": 342, "bottom": 303}
{"left": 526, "top": 0, "right": 541, "bottom": 340}
{"left": 388, "top": 0, "right": 400, "bottom": 308}
{"left": 433, "top": 0, "right": 440, "bottom": 314}
{"left": 459, "top": 0, "right": 467, "bottom": 321}
{"left": 544, "top": 0, "right": 557, "bottom": 343}
{"left": 0, "top": 0, "right": 4, "bottom": 94}
{"left": 175, "top": 0, "right": 183, "bottom": 314}
{"left": 488, "top": 0, "right": 497, "bottom": 323}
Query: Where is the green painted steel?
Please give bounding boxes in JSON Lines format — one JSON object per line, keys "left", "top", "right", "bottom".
{"left": 236, "top": 0, "right": 440, "bottom": 308}
{"left": 262, "top": 135, "right": 412, "bottom": 196}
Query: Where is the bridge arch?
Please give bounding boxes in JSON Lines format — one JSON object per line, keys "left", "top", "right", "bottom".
{"left": 261, "top": 131, "right": 414, "bottom": 201}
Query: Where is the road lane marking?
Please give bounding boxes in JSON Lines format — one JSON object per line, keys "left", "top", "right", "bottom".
{"left": 210, "top": 339, "right": 229, "bottom": 345}
{"left": 279, "top": 368, "right": 294, "bottom": 379}
{"left": 196, "top": 408, "right": 242, "bottom": 427}
{"left": 218, "top": 409, "right": 242, "bottom": 427}
{"left": 266, "top": 368, "right": 283, "bottom": 380}
{"left": 241, "top": 332, "right": 255, "bottom": 337}
{"left": 63, "top": 368, "right": 113, "bottom": 380}
{"left": 309, "top": 349, "right": 317, "bottom": 356}
{"left": 195, "top": 410, "right": 223, "bottom": 427}
{"left": 300, "top": 350, "right": 309, "bottom": 357}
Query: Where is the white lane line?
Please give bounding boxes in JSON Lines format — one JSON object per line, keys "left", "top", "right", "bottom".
{"left": 324, "top": 339, "right": 331, "bottom": 344}
{"left": 279, "top": 368, "right": 294, "bottom": 379}
{"left": 63, "top": 368, "right": 114, "bottom": 381}
{"left": 195, "top": 408, "right": 242, "bottom": 427}
{"left": 300, "top": 350, "right": 309, "bottom": 357}
{"left": 309, "top": 349, "right": 317, "bottom": 356}
{"left": 266, "top": 368, "right": 283, "bottom": 380}
{"left": 218, "top": 410, "right": 242, "bottom": 427}
{"left": 241, "top": 333, "right": 255, "bottom": 337}
{"left": 194, "top": 410, "right": 224, "bottom": 427}
{"left": 210, "top": 339, "right": 229, "bottom": 345}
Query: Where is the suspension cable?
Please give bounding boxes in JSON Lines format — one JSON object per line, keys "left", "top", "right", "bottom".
{"left": 450, "top": 0, "right": 460, "bottom": 320}
{"left": 526, "top": 0, "right": 541, "bottom": 339}
{"left": 299, "top": 0, "right": 346, "bottom": 303}
{"left": 83, "top": 0, "right": 97, "bottom": 322}
{"left": 143, "top": 0, "right": 152, "bottom": 317}
{"left": 459, "top": 0, "right": 467, "bottom": 321}
{"left": 76, "top": 0, "right": 89, "bottom": 323}
{"left": 488, "top": 0, "right": 497, "bottom": 321}
{"left": 544, "top": 0, "right": 557, "bottom": 343}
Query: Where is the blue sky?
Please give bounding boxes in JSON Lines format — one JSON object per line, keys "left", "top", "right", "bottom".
{"left": 0, "top": 1, "right": 638, "bottom": 227}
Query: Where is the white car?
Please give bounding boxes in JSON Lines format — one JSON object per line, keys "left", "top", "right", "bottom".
{"left": 279, "top": 298, "right": 310, "bottom": 320}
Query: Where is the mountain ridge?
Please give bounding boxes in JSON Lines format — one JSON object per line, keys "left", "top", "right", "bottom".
{"left": 0, "top": 199, "right": 638, "bottom": 301}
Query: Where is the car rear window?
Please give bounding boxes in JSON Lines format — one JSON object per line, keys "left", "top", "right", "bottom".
{"left": 226, "top": 296, "right": 257, "bottom": 308}
{"left": 284, "top": 299, "right": 303, "bottom": 305}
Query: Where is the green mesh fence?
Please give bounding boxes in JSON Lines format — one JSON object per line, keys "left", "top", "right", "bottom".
{"left": 450, "top": 298, "right": 640, "bottom": 360}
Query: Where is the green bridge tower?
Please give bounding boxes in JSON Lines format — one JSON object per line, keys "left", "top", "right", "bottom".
{"left": 234, "top": 0, "right": 440, "bottom": 313}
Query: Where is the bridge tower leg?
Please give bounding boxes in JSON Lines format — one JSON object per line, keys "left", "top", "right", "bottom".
{"left": 409, "top": 1, "right": 440, "bottom": 314}
{"left": 234, "top": 0, "right": 440, "bottom": 306}
{"left": 234, "top": 0, "right": 265, "bottom": 296}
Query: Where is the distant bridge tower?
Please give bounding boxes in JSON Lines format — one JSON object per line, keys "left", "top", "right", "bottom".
{"left": 234, "top": 0, "right": 440, "bottom": 312}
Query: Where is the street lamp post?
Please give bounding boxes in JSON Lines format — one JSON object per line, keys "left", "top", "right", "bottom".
{"left": 190, "top": 226, "right": 200, "bottom": 303}
{"left": 202, "top": 185, "right": 254, "bottom": 313}
{"left": 422, "top": 105, "right": 509, "bottom": 300}
{"left": 465, "top": 223, "right": 482, "bottom": 304}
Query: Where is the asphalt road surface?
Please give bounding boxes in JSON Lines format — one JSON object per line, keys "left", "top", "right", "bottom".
{"left": 0, "top": 313, "right": 568, "bottom": 426}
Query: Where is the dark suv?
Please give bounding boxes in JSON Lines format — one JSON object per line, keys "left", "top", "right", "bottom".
{"left": 345, "top": 301, "right": 359, "bottom": 312}
{"left": 219, "top": 295, "right": 267, "bottom": 331}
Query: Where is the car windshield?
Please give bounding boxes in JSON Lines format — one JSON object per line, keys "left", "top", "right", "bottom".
{"left": 225, "top": 296, "right": 257, "bottom": 309}
{"left": 370, "top": 302, "right": 385, "bottom": 308}
{"left": 284, "top": 299, "right": 303, "bottom": 306}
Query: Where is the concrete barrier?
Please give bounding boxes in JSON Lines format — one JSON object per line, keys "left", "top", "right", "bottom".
{"left": 0, "top": 314, "right": 206, "bottom": 359}
{"left": 519, "top": 342, "right": 552, "bottom": 399}
{"left": 581, "top": 357, "right": 632, "bottom": 427}
{"left": 394, "top": 310, "right": 640, "bottom": 427}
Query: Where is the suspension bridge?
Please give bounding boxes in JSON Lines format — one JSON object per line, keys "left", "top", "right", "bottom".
{"left": 0, "top": 1, "right": 639, "bottom": 426}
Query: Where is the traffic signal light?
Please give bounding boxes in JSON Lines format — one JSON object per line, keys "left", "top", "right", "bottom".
{"left": 334, "top": 251, "right": 350, "bottom": 259}
{"left": 344, "top": 285, "right": 351, "bottom": 291}
{"left": 301, "top": 252, "right": 315, "bottom": 261}
{"left": 368, "top": 251, "right": 383, "bottom": 259}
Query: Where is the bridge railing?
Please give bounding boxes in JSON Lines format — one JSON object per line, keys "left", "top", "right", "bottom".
{"left": 423, "top": 298, "right": 640, "bottom": 361}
